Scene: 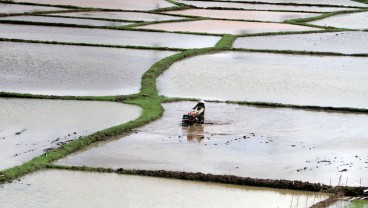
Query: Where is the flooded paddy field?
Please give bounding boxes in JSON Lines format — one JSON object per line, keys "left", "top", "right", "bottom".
{"left": 310, "top": 11, "right": 368, "bottom": 30}
{"left": 158, "top": 52, "right": 368, "bottom": 109}
{"left": 137, "top": 19, "right": 318, "bottom": 35}
{"left": 48, "top": 11, "right": 184, "bottom": 22}
{"left": 218, "top": 0, "right": 367, "bottom": 7}
{"left": 0, "top": 41, "right": 175, "bottom": 96}
{"left": 234, "top": 31, "right": 368, "bottom": 54}
{"left": 0, "top": 24, "right": 220, "bottom": 49}
{"left": 56, "top": 102, "right": 368, "bottom": 186}
{"left": 175, "top": 0, "right": 353, "bottom": 12}
{"left": 165, "top": 9, "right": 319, "bottom": 22}
{"left": 0, "top": 169, "right": 329, "bottom": 208}
{"left": 11, "top": 0, "right": 174, "bottom": 11}
{"left": 0, "top": 15, "right": 131, "bottom": 27}
{"left": 0, "top": 98, "right": 141, "bottom": 170}
{"left": 0, "top": 3, "right": 63, "bottom": 14}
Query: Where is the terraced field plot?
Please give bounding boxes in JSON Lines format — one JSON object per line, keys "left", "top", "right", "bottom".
{"left": 215, "top": 0, "right": 367, "bottom": 7}
{"left": 47, "top": 11, "right": 185, "bottom": 22}
{"left": 0, "top": 169, "right": 328, "bottom": 208}
{"left": 158, "top": 52, "right": 368, "bottom": 108}
{"left": 10, "top": 0, "right": 175, "bottom": 10}
{"left": 56, "top": 102, "right": 368, "bottom": 186}
{"left": 234, "top": 31, "right": 368, "bottom": 54}
{"left": 0, "top": 15, "right": 131, "bottom": 27}
{"left": 0, "top": 3, "right": 64, "bottom": 14}
{"left": 0, "top": 98, "right": 141, "bottom": 170}
{"left": 0, "top": 41, "right": 175, "bottom": 96}
{"left": 310, "top": 11, "right": 368, "bottom": 30}
{"left": 137, "top": 19, "right": 318, "bottom": 34}
{"left": 0, "top": 24, "right": 220, "bottom": 49}
{"left": 165, "top": 9, "right": 319, "bottom": 22}
{"left": 175, "top": 0, "right": 353, "bottom": 12}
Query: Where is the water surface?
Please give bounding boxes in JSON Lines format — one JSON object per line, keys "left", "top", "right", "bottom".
{"left": 0, "top": 41, "right": 175, "bottom": 96}
{"left": 0, "top": 15, "right": 130, "bottom": 27}
{"left": 11, "top": 0, "right": 174, "bottom": 11}
{"left": 0, "top": 98, "right": 141, "bottom": 170}
{"left": 0, "top": 3, "right": 63, "bottom": 14}
{"left": 175, "top": 0, "right": 353, "bottom": 12}
{"left": 49, "top": 11, "right": 184, "bottom": 21}
{"left": 0, "top": 169, "right": 328, "bottom": 208}
{"left": 158, "top": 52, "right": 368, "bottom": 109}
{"left": 0, "top": 24, "right": 220, "bottom": 49}
{"left": 216, "top": 0, "right": 366, "bottom": 7}
{"left": 56, "top": 102, "right": 368, "bottom": 186}
{"left": 234, "top": 31, "right": 368, "bottom": 54}
{"left": 138, "top": 19, "right": 318, "bottom": 34}
{"left": 310, "top": 11, "right": 368, "bottom": 30}
{"left": 165, "top": 9, "right": 319, "bottom": 22}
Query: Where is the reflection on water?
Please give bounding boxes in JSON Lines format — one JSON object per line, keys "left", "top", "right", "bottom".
{"left": 0, "top": 98, "right": 141, "bottom": 170}
{"left": 0, "top": 24, "right": 220, "bottom": 49}
{"left": 49, "top": 11, "right": 184, "bottom": 21}
{"left": 0, "top": 41, "right": 175, "bottom": 96}
{"left": 56, "top": 102, "right": 368, "bottom": 186}
{"left": 0, "top": 3, "right": 63, "bottom": 14}
{"left": 310, "top": 12, "right": 368, "bottom": 30}
{"left": 165, "top": 9, "right": 318, "bottom": 22}
{"left": 234, "top": 31, "right": 368, "bottom": 54}
{"left": 0, "top": 169, "right": 329, "bottom": 208}
{"left": 158, "top": 51, "right": 368, "bottom": 108}
{"left": 138, "top": 19, "right": 317, "bottom": 35}
{"left": 183, "top": 125, "right": 205, "bottom": 143}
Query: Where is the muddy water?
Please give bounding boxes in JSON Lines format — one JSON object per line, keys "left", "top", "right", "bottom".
{"left": 137, "top": 20, "right": 318, "bottom": 35}
{"left": 0, "top": 15, "right": 131, "bottom": 27}
{"left": 234, "top": 31, "right": 368, "bottom": 54}
{"left": 218, "top": 0, "right": 366, "bottom": 7}
{"left": 56, "top": 102, "right": 368, "bottom": 186}
{"left": 49, "top": 11, "right": 184, "bottom": 21}
{"left": 0, "top": 98, "right": 141, "bottom": 170}
{"left": 158, "top": 52, "right": 368, "bottom": 109}
{"left": 0, "top": 41, "right": 175, "bottom": 96}
{"left": 310, "top": 11, "right": 368, "bottom": 30}
{"left": 0, "top": 3, "right": 63, "bottom": 14}
{"left": 165, "top": 9, "right": 319, "bottom": 22}
{"left": 12, "top": 0, "right": 174, "bottom": 11}
{"left": 0, "top": 169, "right": 328, "bottom": 208}
{"left": 175, "top": 0, "right": 352, "bottom": 12}
{"left": 0, "top": 24, "right": 220, "bottom": 49}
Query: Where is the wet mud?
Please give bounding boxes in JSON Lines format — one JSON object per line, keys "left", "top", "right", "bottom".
{"left": 56, "top": 102, "right": 368, "bottom": 186}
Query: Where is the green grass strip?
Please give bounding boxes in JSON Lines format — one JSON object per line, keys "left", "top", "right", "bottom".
{"left": 215, "top": 34, "right": 236, "bottom": 49}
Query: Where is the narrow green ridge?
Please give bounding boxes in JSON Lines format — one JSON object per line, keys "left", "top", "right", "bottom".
{"left": 215, "top": 34, "right": 236, "bottom": 49}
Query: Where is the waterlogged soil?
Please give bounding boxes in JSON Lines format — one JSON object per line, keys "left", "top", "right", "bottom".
{"left": 0, "top": 3, "right": 63, "bottom": 14}
{"left": 49, "top": 11, "right": 185, "bottom": 22}
{"left": 56, "top": 102, "right": 368, "bottom": 186}
{"left": 234, "top": 31, "right": 368, "bottom": 54}
{"left": 137, "top": 19, "right": 318, "bottom": 35}
{"left": 0, "top": 98, "right": 141, "bottom": 170}
{"left": 165, "top": 9, "right": 319, "bottom": 22}
{"left": 310, "top": 11, "right": 368, "bottom": 30}
{"left": 175, "top": 0, "right": 352, "bottom": 12}
{"left": 217, "top": 0, "right": 366, "bottom": 7}
{"left": 0, "top": 169, "right": 329, "bottom": 208}
{"left": 0, "top": 41, "right": 175, "bottom": 96}
{"left": 158, "top": 52, "right": 368, "bottom": 109}
{"left": 0, "top": 15, "right": 131, "bottom": 27}
{"left": 0, "top": 24, "right": 220, "bottom": 49}
{"left": 11, "top": 0, "right": 174, "bottom": 11}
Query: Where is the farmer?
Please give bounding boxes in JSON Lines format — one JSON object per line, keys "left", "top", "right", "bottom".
{"left": 192, "top": 99, "right": 205, "bottom": 118}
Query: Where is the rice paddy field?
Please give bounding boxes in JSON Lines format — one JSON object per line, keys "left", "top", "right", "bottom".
{"left": 0, "top": 0, "right": 367, "bottom": 207}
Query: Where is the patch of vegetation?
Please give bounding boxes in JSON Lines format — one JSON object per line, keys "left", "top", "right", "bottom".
{"left": 353, "top": 0, "right": 368, "bottom": 4}
{"left": 215, "top": 34, "right": 236, "bottom": 49}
